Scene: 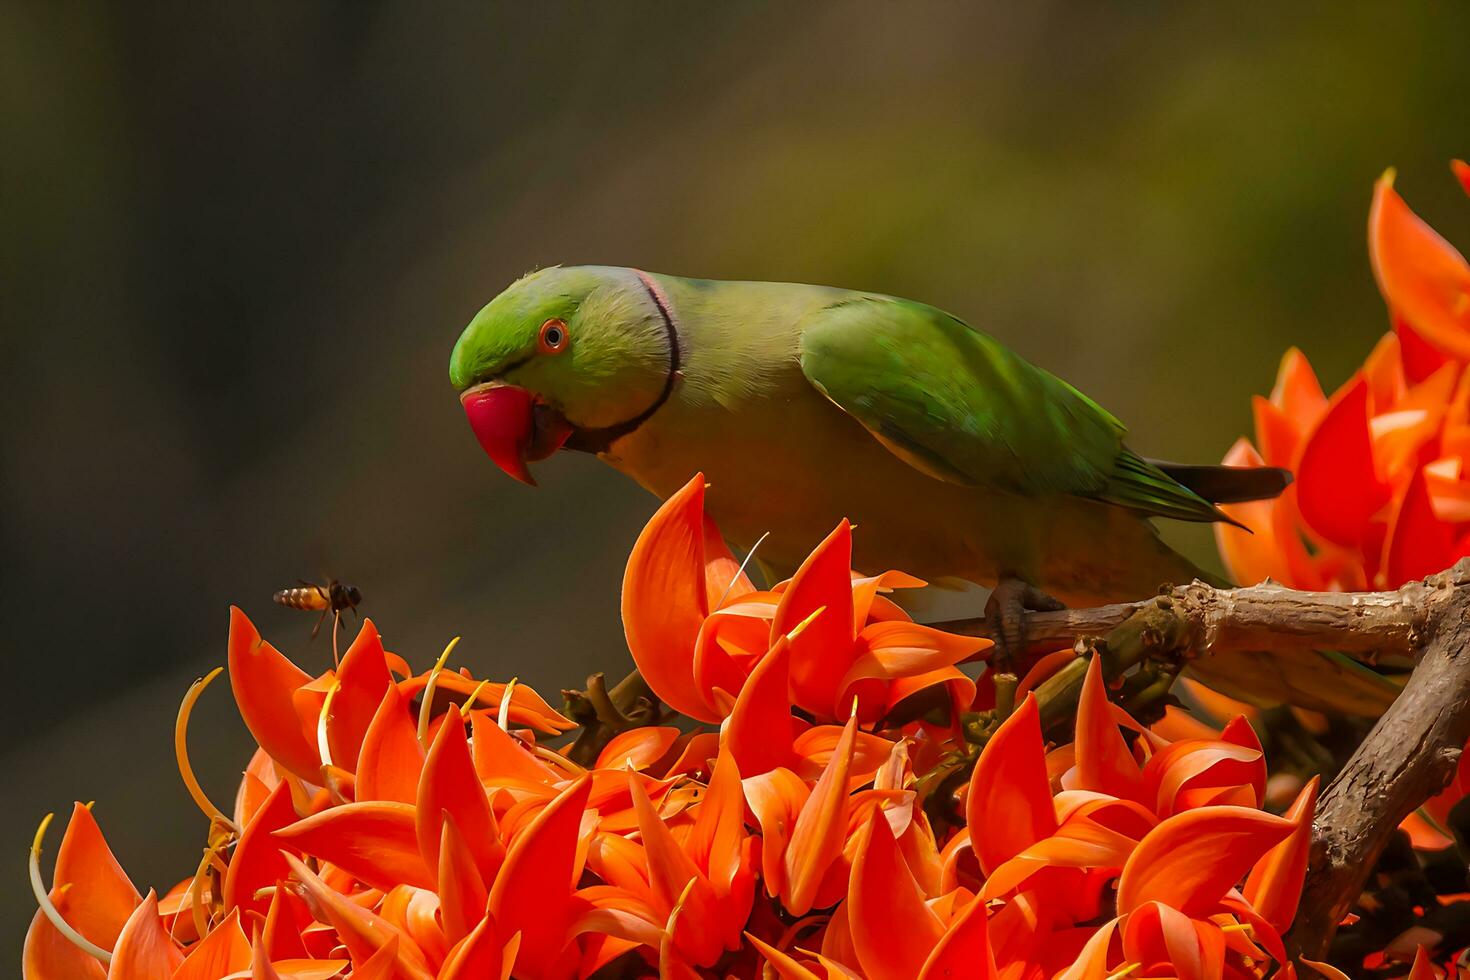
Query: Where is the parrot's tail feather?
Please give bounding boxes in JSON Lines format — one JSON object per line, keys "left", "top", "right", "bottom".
{"left": 1147, "top": 460, "right": 1293, "bottom": 504}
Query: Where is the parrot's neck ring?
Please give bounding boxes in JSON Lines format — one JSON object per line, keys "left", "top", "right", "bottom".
{"left": 565, "top": 270, "right": 682, "bottom": 455}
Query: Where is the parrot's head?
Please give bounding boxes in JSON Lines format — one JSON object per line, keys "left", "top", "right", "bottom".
{"left": 449, "top": 265, "right": 677, "bottom": 484}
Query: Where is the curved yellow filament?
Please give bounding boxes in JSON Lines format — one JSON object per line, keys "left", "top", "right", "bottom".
{"left": 29, "top": 813, "right": 114, "bottom": 965}
{"left": 498, "top": 677, "right": 519, "bottom": 731}
{"left": 175, "top": 667, "right": 240, "bottom": 834}
{"left": 417, "top": 636, "right": 461, "bottom": 748}
{"left": 317, "top": 678, "right": 341, "bottom": 770}
{"left": 188, "top": 847, "right": 213, "bottom": 941}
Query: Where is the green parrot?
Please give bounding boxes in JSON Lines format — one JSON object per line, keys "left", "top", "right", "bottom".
{"left": 449, "top": 266, "right": 1394, "bottom": 714}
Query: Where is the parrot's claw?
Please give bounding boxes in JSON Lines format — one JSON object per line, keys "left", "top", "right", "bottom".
{"left": 986, "top": 577, "right": 1066, "bottom": 669}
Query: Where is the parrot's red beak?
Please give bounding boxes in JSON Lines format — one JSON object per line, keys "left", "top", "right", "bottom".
{"left": 460, "top": 383, "right": 572, "bottom": 486}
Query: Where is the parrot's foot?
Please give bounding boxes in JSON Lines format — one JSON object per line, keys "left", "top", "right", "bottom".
{"left": 986, "top": 577, "right": 1066, "bottom": 669}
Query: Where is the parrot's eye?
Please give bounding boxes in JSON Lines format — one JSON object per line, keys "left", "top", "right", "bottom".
{"left": 538, "top": 318, "right": 569, "bottom": 355}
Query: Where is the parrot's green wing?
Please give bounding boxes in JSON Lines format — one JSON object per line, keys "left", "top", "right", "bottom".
{"left": 797, "top": 296, "right": 1226, "bottom": 523}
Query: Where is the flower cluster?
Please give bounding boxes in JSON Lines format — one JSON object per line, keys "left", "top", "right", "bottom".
{"left": 1216, "top": 161, "right": 1470, "bottom": 976}
{"left": 30, "top": 473, "right": 1329, "bottom": 980}
{"left": 1218, "top": 161, "right": 1470, "bottom": 592}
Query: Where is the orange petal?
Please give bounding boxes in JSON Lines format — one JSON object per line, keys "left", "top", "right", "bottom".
{"left": 438, "top": 813, "right": 489, "bottom": 947}
{"left": 840, "top": 622, "right": 989, "bottom": 716}
{"left": 282, "top": 853, "right": 433, "bottom": 980}
{"left": 966, "top": 694, "right": 1058, "bottom": 875}
{"left": 417, "top": 705, "right": 501, "bottom": 884}
{"left": 469, "top": 710, "right": 557, "bottom": 788}
{"left": 1397, "top": 314, "right": 1452, "bottom": 386}
{"left": 1296, "top": 375, "right": 1390, "bottom": 547}
{"left": 774, "top": 520, "right": 858, "bottom": 717}
{"left": 248, "top": 935, "right": 283, "bottom": 980}
{"left": 784, "top": 713, "right": 857, "bottom": 915}
{"left": 1384, "top": 466, "right": 1456, "bottom": 587}
{"left": 223, "top": 781, "right": 299, "bottom": 917}
{"left": 919, "top": 894, "right": 996, "bottom": 980}
{"left": 622, "top": 473, "right": 722, "bottom": 722}
{"left": 848, "top": 813, "right": 945, "bottom": 980}
{"left": 1116, "top": 805, "right": 1294, "bottom": 917}
{"left": 325, "top": 619, "right": 393, "bottom": 772}
{"left": 1271, "top": 347, "right": 1329, "bottom": 424}
{"left": 745, "top": 932, "right": 824, "bottom": 980}
{"left": 50, "top": 803, "right": 141, "bottom": 950}
{"left": 595, "top": 726, "right": 681, "bottom": 771}
{"left": 742, "top": 767, "right": 809, "bottom": 897}
{"left": 347, "top": 934, "right": 400, "bottom": 980}
{"left": 106, "top": 891, "right": 181, "bottom": 980}
{"left": 1407, "top": 946, "right": 1438, "bottom": 980}
{"left": 1370, "top": 169, "right": 1470, "bottom": 359}
{"left": 487, "top": 776, "right": 593, "bottom": 980}
{"left": 1074, "top": 657, "right": 1145, "bottom": 804}
{"left": 440, "top": 918, "right": 517, "bottom": 980}
{"left": 684, "top": 747, "right": 750, "bottom": 894}
{"left": 723, "top": 636, "right": 800, "bottom": 777}
{"left": 227, "top": 607, "right": 320, "bottom": 781}
{"left": 274, "top": 801, "right": 433, "bottom": 891}
{"left": 23, "top": 910, "right": 106, "bottom": 980}
{"left": 261, "top": 886, "right": 309, "bottom": 961}
{"left": 702, "top": 516, "right": 755, "bottom": 609}
{"left": 355, "top": 683, "right": 423, "bottom": 804}
{"left": 173, "top": 906, "right": 250, "bottom": 980}
{"left": 1120, "top": 901, "right": 1209, "bottom": 980}
{"left": 1243, "top": 775, "right": 1319, "bottom": 931}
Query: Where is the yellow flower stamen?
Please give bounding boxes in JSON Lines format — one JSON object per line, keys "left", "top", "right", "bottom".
{"left": 786, "top": 605, "right": 826, "bottom": 641}
{"left": 417, "top": 636, "right": 461, "bottom": 748}
{"left": 533, "top": 744, "right": 588, "bottom": 777}
{"left": 189, "top": 847, "right": 213, "bottom": 941}
{"left": 461, "top": 678, "right": 493, "bottom": 714}
{"left": 29, "top": 813, "right": 113, "bottom": 965}
{"left": 499, "top": 677, "right": 519, "bottom": 731}
{"left": 317, "top": 678, "right": 341, "bottom": 770}
{"left": 1105, "top": 965, "right": 1141, "bottom": 980}
{"left": 175, "top": 667, "right": 241, "bottom": 834}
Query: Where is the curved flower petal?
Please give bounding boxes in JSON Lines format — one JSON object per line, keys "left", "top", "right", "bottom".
{"left": 774, "top": 520, "right": 857, "bottom": 717}
{"left": 622, "top": 473, "right": 723, "bottom": 722}
{"left": 487, "top": 776, "right": 593, "bottom": 980}
{"left": 1116, "top": 805, "right": 1294, "bottom": 917}
{"left": 966, "top": 694, "right": 1058, "bottom": 875}
{"left": 417, "top": 704, "right": 502, "bottom": 884}
{"left": 848, "top": 813, "right": 944, "bottom": 980}
{"left": 784, "top": 714, "right": 857, "bottom": 916}
{"left": 106, "top": 891, "right": 181, "bottom": 980}
{"left": 1297, "top": 375, "right": 1391, "bottom": 547}
{"left": 227, "top": 607, "right": 320, "bottom": 781}
{"left": 1385, "top": 465, "right": 1456, "bottom": 587}
{"left": 1243, "top": 775, "right": 1321, "bottom": 932}
{"left": 918, "top": 893, "right": 996, "bottom": 980}
{"left": 222, "top": 781, "right": 299, "bottom": 917}
{"left": 1370, "top": 169, "right": 1470, "bottom": 359}
{"left": 325, "top": 620, "right": 393, "bottom": 771}
{"left": 173, "top": 906, "right": 250, "bottom": 980}
{"left": 355, "top": 683, "right": 423, "bottom": 804}
{"left": 723, "top": 636, "right": 799, "bottom": 777}
{"left": 274, "top": 801, "right": 434, "bottom": 891}
{"left": 1074, "top": 656, "right": 1145, "bottom": 804}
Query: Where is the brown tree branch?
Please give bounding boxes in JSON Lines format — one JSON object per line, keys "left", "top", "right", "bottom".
{"left": 931, "top": 560, "right": 1470, "bottom": 961}
{"left": 931, "top": 575, "right": 1442, "bottom": 668}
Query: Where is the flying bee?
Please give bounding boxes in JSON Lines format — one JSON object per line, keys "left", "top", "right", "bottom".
{"left": 272, "top": 579, "right": 363, "bottom": 649}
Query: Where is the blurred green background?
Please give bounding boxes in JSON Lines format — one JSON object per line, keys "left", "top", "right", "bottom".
{"left": 4, "top": 0, "right": 1469, "bottom": 955}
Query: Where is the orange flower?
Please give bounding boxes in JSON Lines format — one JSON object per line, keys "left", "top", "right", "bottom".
{"left": 623, "top": 473, "right": 989, "bottom": 725}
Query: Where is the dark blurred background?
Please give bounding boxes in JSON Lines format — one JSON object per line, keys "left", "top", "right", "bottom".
{"left": 4, "top": 0, "right": 1469, "bottom": 954}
